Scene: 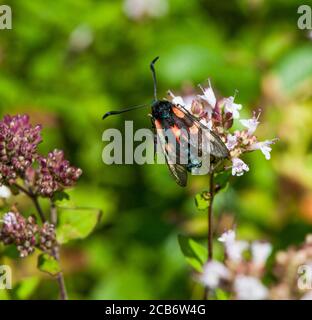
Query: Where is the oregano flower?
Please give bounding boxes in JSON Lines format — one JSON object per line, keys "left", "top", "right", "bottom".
{"left": 168, "top": 82, "right": 278, "bottom": 176}
{"left": 25, "top": 149, "right": 82, "bottom": 197}
{"left": 0, "top": 210, "right": 56, "bottom": 257}
{"left": 0, "top": 114, "right": 42, "bottom": 185}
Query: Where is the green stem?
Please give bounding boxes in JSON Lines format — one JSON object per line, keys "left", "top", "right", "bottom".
{"left": 31, "top": 194, "right": 46, "bottom": 223}
{"left": 204, "top": 172, "right": 215, "bottom": 300}
{"left": 13, "top": 184, "right": 46, "bottom": 222}
{"left": 208, "top": 172, "right": 214, "bottom": 261}
{"left": 14, "top": 183, "right": 67, "bottom": 300}
{"left": 50, "top": 201, "right": 68, "bottom": 300}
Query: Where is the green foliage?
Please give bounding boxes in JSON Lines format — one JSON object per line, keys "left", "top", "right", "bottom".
{"left": 178, "top": 235, "right": 207, "bottom": 272}
{"left": 56, "top": 207, "right": 102, "bottom": 244}
{"left": 11, "top": 277, "right": 40, "bottom": 300}
{"left": 194, "top": 191, "right": 211, "bottom": 211}
{"left": 0, "top": 0, "right": 311, "bottom": 300}
{"left": 52, "top": 191, "right": 70, "bottom": 203}
{"left": 0, "top": 289, "right": 10, "bottom": 300}
{"left": 37, "top": 253, "right": 61, "bottom": 276}
{"left": 214, "top": 171, "right": 231, "bottom": 193}
{"left": 215, "top": 288, "right": 231, "bottom": 300}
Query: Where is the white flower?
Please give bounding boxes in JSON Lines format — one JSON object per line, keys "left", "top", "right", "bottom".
{"left": 183, "top": 96, "right": 196, "bottom": 111}
{"left": 2, "top": 212, "right": 17, "bottom": 227}
{"left": 168, "top": 91, "right": 193, "bottom": 110}
{"left": 199, "top": 260, "right": 230, "bottom": 289}
{"left": 226, "top": 241, "right": 249, "bottom": 263}
{"left": 168, "top": 90, "right": 185, "bottom": 106}
{"left": 0, "top": 185, "right": 11, "bottom": 198}
{"left": 123, "top": 0, "right": 168, "bottom": 20}
{"left": 240, "top": 111, "right": 260, "bottom": 136}
{"left": 225, "top": 134, "right": 238, "bottom": 151}
{"left": 68, "top": 24, "right": 93, "bottom": 52}
{"left": 234, "top": 275, "right": 268, "bottom": 300}
{"left": 172, "top": 96, "right": 186, "bottom": 107}
{"left": 199, "top": 80, "right": 216, "bottom": 107}
{"left": 224, "top": 96, "right": 242, "bottom": 119}
{"left": 251, "top": 242, "right": 272, "bottom": 267}
{"left": 218, "top": 229, "right": 236, "bottom": 243}
{"left": 249, "top": 139, "right": 277, "bottom": 160}
{"left": 231, "top": 158, "right": 249, "bottom": 176}
{"left": 218, "top": 229, "right": 249, "bottom": 263}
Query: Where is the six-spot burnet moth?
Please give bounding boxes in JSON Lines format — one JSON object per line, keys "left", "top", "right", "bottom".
{"left": 102, "top": 57, "right": 229, "bottom": 186}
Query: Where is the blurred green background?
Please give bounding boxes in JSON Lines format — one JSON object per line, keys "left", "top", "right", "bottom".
{"left": 0, "top": 0, "right": 312, "bottom": 299}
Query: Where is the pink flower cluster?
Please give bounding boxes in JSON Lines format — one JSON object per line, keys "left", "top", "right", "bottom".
{"left": 26, "top": 149, "right": 82, "bottom": 197}
{"left": 199, "top": 231, "right": 312, "bottom": 300}
{"left": 0, "top": 114, "right": 42, "bottom": 185}
{"left": 198, "top": 229, "right": 272, "bottom": 300}
{"left": 0, "top": 210, "right": 56, "bottom": 257}
{"left": 0, "top": 114, "right": 82, "bottom": 197}
{"left": 168, "top": 81, "right": 277, "bottom": 176}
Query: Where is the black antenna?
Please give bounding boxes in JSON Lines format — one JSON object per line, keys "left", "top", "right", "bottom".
{"left": 102, "top": 57, "right": 160, "bottom": 120}
{"left": 150, "top": 56, "right": 159, "bottom": 101}
{"left": 102, "top": 104, "right": 148, "bottom": 120}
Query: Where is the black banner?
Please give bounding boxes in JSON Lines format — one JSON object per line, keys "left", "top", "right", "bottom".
{"left": 0, "top": 300, "right": 303, "bottom": 318}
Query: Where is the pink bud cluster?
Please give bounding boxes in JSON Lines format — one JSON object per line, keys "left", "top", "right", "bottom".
{"left": 26, "top": 149, "right": 82, "bottom": 197}
{"left": 0, "top": 210, "right": 56, "bottom": 257}
{"left": 0, "top": 115, "right": 42, "bottom": 185}
{"left": 0, "top": 114, "right": 82, "bottom": 197}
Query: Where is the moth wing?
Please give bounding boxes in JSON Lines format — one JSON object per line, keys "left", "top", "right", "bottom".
{"left": 154, "top": 118, "right": 188, "bottom": 187}
{"left": 171, "top": 105, "right": 230, "bottom": 159}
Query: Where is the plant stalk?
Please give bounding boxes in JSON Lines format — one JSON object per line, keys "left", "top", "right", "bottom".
{"left": 50, "top": 201, "right": 68, "bottom": 300}
{"left": 204, "top": 172, "right": 215, "bottom": 300}
{"left": 13, "top": 184, "right": 46, "bottom": 222}
{"left": 208, "top": 172, "right": 214, "bottom": 261}
{"left": 31, "top": 195, "right": 46, "bottom": 223}
{"left": 15, "top": 183, "right": 68, "bottom": 300}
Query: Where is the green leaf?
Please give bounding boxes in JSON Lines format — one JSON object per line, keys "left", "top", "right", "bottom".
{"left": 1, "top": 244, "right": 20, "bottom": 259}
{"left": 194, "top": 191, "right": 211, "bottom": 211}
{"left": 275, "top": 45, "right": 312, "bottom": 93}
{"left": 214, "top": 171, "right": 231, "bottom": 193}
{"left": 52, "top": 191, "right": 70, "bottom": 203}
{"left": 178, "top": 235, "right": 207, "bottom": 272}
{"left": 37, "top": 254, "right": 61, "bottom": 276}
{"left": 11, "top": 277, "right": 40, "bottom": 299}
{"left": 8, "top": 184, "right": 20, "bottom": 196}
{"left": 215, "top": 288, "right": 230, "bottom": 300}
{"left": 0, "top": 289, "right": 10, "bottom": 300}
{"left": 56, "top": 207, "right": 102, "bottom": 244}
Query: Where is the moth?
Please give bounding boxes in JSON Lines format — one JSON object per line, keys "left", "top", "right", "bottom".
{"left": 103, "top": 57, "right": 229, "bottom": 186}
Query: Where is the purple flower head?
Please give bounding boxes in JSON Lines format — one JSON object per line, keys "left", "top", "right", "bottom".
{"left": 39, "top": 222, "right": 56, "bottom": 253}
{"left": 26, "top": 149, "right": 82, "bottom": 197}
{"left": 0, "top": 210, "right": 56, "bottom": 257}
{"left": 0, "top": 211, "right": 39, "bottom": 257}
{"left": 0, "top": 114, "right": 42, "bottom": 185}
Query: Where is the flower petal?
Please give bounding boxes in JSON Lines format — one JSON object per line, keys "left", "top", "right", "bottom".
{"left": 199, "top": 80, "right": 216, "bottom": 107}
{"left": 231, "top": 158, "right": 249, "bottom": 176}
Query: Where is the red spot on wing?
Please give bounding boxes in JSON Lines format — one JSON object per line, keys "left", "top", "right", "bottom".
{"left": 172, "top": 106, "right": 185, "bottom": 118}
{"left": 155, "top": 119, "right": 162, "bottom": 130}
